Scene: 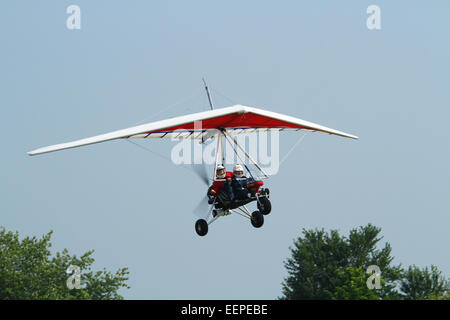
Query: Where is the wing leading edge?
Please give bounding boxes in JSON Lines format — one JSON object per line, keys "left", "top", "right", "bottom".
{"left": 28, "top": 105, "right": 358, "bottom": 156}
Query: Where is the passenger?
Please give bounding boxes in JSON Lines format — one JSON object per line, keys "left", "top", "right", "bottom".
{"left": 231, "top": 164, "right": 251, "bottom": 200}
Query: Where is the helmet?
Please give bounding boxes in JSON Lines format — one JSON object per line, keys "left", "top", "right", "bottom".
{"left": 216, "top": 165, "right": 226, "bottom": 179}
{"left": 233, "top": 164, "right": 244, "bottom": 178}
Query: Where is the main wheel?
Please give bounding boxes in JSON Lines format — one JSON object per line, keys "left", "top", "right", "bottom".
{"left": 195, "top": 219, "right": 208, "bottom": 236}
{"left": 257, "top": 197, "right": 272, "bottom": 215}
{"left": 251, "top": 211, "right": 264, "bottom": 228}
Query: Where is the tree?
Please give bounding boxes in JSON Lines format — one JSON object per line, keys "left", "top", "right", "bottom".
{"left": 0, "top": 227, "right": 129, "bottom": 299}
{"left": 399, "top": 265, "right": 449, "bottom": 300}
{"left": 428, "top": 292, "right": 450, "bottom": 300}
{"left": 280, "top": 224, "right": 403, "bottom": 300}
{"left": 325, "top": 266, "right": 379, "bottom": 300}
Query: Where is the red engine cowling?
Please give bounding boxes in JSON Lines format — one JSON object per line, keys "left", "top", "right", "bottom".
{"left": 246, "top": 180, "right": 264, "bottom": 194}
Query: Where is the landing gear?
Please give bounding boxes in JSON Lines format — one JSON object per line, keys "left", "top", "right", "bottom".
{"left": 257, "top": 197, "right": 272, "bottom": 215}
{"left": 251, "top": 211, "right": 264, "bottom": 228}
{"left": 195, "top": 219, "right": 208, "bottom": 236}
{"left": 196, "top": 192, "right": 270, "bottom": 236}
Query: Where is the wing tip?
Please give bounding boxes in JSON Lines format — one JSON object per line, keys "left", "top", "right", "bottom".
{"left": 28, "top": 148, "right": 47, "bottom": 156}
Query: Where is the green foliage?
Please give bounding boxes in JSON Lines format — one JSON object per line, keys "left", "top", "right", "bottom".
{"left": 325, "top": 267, "right": 379, "bottom": 300}
{"left": 280, "top": 224, "right": 403, "bottom": 300}
{"left": 0, "top": 227, "right": 129, "bottom": 300}
{"left": 428, "top": 292, "right": 450, "bottom": 300}
{"left": 399, "top": 265, "right": 449, "bottom": 300}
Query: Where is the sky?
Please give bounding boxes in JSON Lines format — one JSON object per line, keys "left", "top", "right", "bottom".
{"left": 1, "top": 1, "right": 449, "bottom": 299}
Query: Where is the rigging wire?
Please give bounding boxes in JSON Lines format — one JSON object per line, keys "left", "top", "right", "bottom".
{"left": 222, "top": 132, "right": 258, "bottom": 180}
{"left": 132, "top": 89, "right": 204, "bottom": 126}
{"left": 279, "top": 131, "right": 310, "bottom": 166}
{"left": 125, "top": 82, "right": 309, "bottom": 181}
{"left": 125, "top": 139, "right": 172, "bottom": 162}
{"left": 223, "top": 131, "right": 268, "bottom": 178}
{"left": 209, "top": 87, "right": 238, "bottom": 105}
{"left": 124, "top": 139, "right": 213, "bottom": 183}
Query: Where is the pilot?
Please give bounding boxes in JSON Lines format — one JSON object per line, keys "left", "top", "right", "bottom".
{"left": 208, "top": 165, "right": 234, "bottom": 202}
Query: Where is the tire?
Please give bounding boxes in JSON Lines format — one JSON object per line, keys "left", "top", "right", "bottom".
{"left": 261, "top": 188, "right": 270, "bottom": 196}
{"left": 195, "top": 219, "right": 208, "bottom": 236}
{"left": 257, "top": 197, "right": 272, "bottom": 215}
{"left": 251, "top": 211, "right": 264, "bottom": 228}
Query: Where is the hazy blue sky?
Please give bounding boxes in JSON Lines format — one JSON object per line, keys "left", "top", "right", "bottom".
{"left": 1, "top": 1, "right": 449, "bottom": 299}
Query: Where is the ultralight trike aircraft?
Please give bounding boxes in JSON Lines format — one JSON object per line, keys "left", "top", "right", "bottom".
{"left": 28, "top": 82, "right": 358, "bottom": 236}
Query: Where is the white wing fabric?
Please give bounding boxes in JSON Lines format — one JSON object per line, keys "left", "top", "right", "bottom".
{"left": 28, "top": 105, "right": 358, "bottom": 156}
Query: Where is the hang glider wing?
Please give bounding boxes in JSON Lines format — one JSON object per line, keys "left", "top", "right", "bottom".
{"left": 28, "top": 104, "right": 358, "bottom": 156}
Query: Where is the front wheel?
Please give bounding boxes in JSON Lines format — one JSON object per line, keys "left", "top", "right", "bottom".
{"left": 195, "top": 219, "right": 208, "bottom": 236}
{"left": 257, "top": 197, "right": 272, "bottom": 215}
{"left": 251, "top": 211, "right": 264, "bottom": 228}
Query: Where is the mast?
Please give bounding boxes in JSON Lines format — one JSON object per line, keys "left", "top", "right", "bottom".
{"left": 202, "top": 78, "right": 214, "bottom": 110}
{"left": 220, "top": 129, "right": 225, "bottom": 166}
{"left": 203, "top": 78, "right": 224, "bottom": 168}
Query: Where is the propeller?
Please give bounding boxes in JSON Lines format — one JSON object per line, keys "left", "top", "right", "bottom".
{"left": 193, "top": 195, "right": 211, "bottom": 219}
{"left": 190, "top": 163, "right": 214, "bottom": 218}
{"left": 191, "top": 163, "right": 211, "bottom": 186}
